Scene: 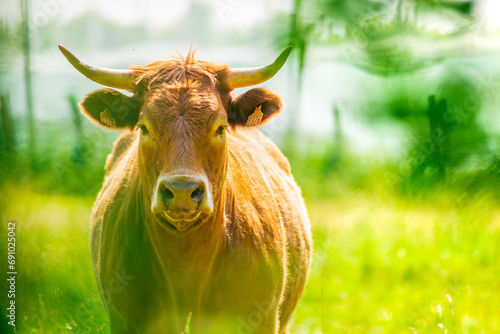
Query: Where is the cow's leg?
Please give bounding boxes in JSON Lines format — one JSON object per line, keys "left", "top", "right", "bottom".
{"left": 204, "top": 296, "right": 282, "bottom": 333}
{"left": 231, "top": 310, "right": 280, "bottom": 334}
{"left": 280, "top": 327, "right": 289, "bottom": 334}
{"left": 278, "top": 248, "right": 311, "bottom": 333}
{"left": 278, "top": 271, "right": 309, "bottom": 333}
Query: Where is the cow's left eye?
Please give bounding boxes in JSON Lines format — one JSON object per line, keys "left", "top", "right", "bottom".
{"left": 140, "top": 125, "right": 149, "bottom": 136}
{"left": 216, "top": 126, "right": 225, "bottom": 136}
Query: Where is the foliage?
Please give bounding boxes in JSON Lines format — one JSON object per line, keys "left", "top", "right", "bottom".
{"left": 0, "top": 119, "right": 118, "bottom": 196}
{"left": 276, "top": 0, "right": 498, "bottom": 185}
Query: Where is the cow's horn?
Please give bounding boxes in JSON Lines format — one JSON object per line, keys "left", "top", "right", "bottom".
{"left": 226, "top": 46, "right": 292, "bottom": 89}
{"left": 58, "top": 45, "right": 135, "bottom": 91}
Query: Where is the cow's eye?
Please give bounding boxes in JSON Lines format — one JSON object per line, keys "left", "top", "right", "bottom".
{"left": 140, "top": 125, "right": 149, "bottom": 136}
{"left": 216, "top": 125, "right": 225, "bottom": 136}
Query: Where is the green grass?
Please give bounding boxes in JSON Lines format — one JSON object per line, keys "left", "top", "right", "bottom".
{"left": 294, "top": 194, "right": 500, "bottom": 333}
{"left": 0, "top": 184, "right": 108, "bottom": 333}
{"left": 1, "top": 180, "right": 499, "bottom": 333}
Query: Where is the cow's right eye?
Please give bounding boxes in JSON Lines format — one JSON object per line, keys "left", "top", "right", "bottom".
{"left": 216, "top": 126, "right": 225, "bottom": 136}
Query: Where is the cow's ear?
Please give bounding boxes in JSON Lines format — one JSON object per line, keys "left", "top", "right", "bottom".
{"left": 229, "top": 88, "right": 283, "bottom": 127}
{"left": 80, "top": 88, "right": 142, "bottom": 129}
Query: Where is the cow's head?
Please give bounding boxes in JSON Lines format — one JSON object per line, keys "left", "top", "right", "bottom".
{"left": 60, "top": 45, "right": 290, "bottom": 232}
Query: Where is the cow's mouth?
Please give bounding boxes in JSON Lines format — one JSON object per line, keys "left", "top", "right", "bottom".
{"left": 158, "top": 211, "right": 202, "bottom": 232}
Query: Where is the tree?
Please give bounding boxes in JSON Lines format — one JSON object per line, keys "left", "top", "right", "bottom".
{"left": 282, "top": 0, "right": 496, "bottom": 184}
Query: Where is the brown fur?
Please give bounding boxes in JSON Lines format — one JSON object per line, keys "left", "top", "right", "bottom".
{"left": 80, "top": 49, "right": 312, "bottom": 333}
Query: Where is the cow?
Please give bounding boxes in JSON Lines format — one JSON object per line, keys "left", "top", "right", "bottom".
{"left": 59, "top": 44, "right": 312, "bottom": 334}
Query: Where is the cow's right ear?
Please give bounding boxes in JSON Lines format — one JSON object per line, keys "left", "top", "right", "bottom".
{"left": 80, "top": 88, "right": 142, "bottom": 130}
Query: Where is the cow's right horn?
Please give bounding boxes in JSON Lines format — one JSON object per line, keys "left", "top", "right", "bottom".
{"left": 59, "top": 45, "right": 135, "bottom": 91}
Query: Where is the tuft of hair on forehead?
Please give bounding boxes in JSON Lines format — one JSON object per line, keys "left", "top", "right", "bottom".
{"left": 146, "top": 80, "right": 222, "bottom": 115}
{"left": 130, "top": 46, "right": 229, "bottom": 89}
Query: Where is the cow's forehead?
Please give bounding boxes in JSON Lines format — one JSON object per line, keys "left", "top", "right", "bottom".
{"left": 140, "top": 82, "right": 225, "bottom": 134}
{"left": 146, "top": 82, "right": 221, "bottom": 113}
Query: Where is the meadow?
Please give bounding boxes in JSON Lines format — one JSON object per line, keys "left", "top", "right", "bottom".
{"left": 1, "top": 140, "right": 499, "bottom": 334}
{"left": 1, "top": 0, "right": 500, "bottom": 332}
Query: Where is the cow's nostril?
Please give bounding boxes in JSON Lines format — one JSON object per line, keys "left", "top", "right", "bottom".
{"left": 161, "top": 187, "right": 174, "bottom": 202}
{"left": 191, "top": 187, "right": 204, "bottom": 203}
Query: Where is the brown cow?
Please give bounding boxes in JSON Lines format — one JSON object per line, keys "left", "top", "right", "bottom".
{"left": 59, "top": 44, "right": 312, "bottom": 334}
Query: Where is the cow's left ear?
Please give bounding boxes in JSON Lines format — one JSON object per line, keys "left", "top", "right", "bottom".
{"left": 229, "top": 88, "right": 283, "bottom": 127}
{"left": 80, "top": 88, "right": 142, "bottom": 130}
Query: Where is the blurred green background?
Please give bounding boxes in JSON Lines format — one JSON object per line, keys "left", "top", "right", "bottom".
{"left": 1, "top": 0, "right": 500, "bottom": 333}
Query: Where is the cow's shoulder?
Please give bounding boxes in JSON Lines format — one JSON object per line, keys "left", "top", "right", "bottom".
{"left": 224, "top": 128, "right": 295, "bottom": 253}
{"left": 95, "top": 130, "right": 139, "bottom": 226}
{"left": 104, "top": 130, "right": 139, "bottom": 173}
{"left": 227, "top": 128, "right": 291, "bottom": 175}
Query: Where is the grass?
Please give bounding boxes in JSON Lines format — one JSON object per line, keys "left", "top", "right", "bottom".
{"left": 294, "top": 193, "right": 500, "bottom": 333}
{"left": 1, "top": 177, "right": 499, "bottom": 333}
{"left": 0, "top": 184, "right": 108, "bottom": 333}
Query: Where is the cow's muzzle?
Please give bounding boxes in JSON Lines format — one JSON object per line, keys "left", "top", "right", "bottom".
{"left": 152, "top": 174, "right": 213, "bottom": 231}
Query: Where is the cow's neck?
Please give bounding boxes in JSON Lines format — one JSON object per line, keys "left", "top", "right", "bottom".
{"left": 139, "top": 148, "right": 229, "bottom": 317}
{"left": 144, "top": 189, "right": 227, "bottom": 310}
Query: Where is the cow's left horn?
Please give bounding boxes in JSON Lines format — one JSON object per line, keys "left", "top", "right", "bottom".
{"left": 59, "top": 45, "right": 135, "bottom": 91}
{"left": 226, "top": 46, "right": 292, "bottom": 89}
